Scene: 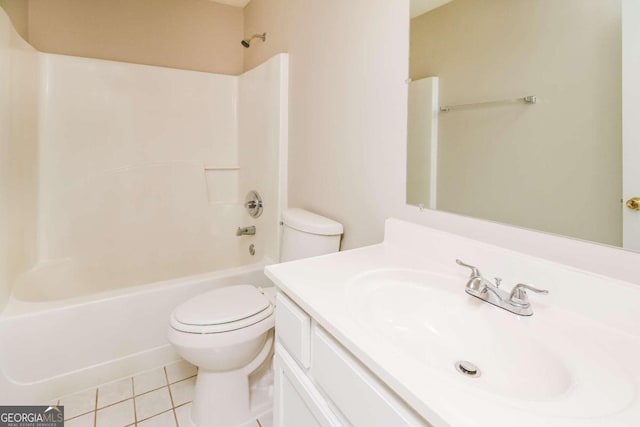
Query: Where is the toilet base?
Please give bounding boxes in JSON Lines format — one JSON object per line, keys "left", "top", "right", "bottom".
{"left": 191, "top": 369, "right": 249, "bottom": 427}
{"left": 186, "top": 368, "right": 273, "bottom": 427}
{"left": 188, "top": 331, "right": 274, "bottom": 427}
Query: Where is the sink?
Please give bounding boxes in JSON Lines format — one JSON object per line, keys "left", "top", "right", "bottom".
{"left": 347, "top": 269, "right": 637, "bottom": 417}
{"left": 267, "top": 219, "right": 640, "bottom": 425}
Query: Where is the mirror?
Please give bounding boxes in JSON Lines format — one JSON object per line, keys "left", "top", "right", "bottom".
{"left": 406, "top": 0, "right": 636, "bottom": 250}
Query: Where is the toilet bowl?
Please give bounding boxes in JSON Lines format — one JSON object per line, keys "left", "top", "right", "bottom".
{"left": 167, "top": 209, "right": 343, "bottom": 427}
{"left": 168, "top": 285, "right": 275, "bottom": 427}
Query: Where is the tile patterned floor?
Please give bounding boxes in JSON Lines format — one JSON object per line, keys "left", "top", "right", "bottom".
{"left": 54, "top": 360, "right": 272, "bottom": 427}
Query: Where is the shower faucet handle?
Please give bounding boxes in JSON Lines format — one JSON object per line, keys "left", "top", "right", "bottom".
{"left": 244, "top": 191, "right": 263, "bottom": 218}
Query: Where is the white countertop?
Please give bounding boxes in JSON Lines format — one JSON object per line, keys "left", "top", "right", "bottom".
{"left": 265, "top": 218, "right": 640, "bottom": 427}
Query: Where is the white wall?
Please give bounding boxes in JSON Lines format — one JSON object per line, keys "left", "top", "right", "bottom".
{"left": 244, "top": 0, "right": 410, "bottom": 250}
{"left": 287, "top": 0, "right": 409, "bottom": 249}
{"left": 0, "top": 9, "right": 39, "bottom": 308}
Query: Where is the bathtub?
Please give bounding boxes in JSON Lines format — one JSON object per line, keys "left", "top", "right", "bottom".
{"left": 0, "top": 261, "right": 274, "bottom": 405}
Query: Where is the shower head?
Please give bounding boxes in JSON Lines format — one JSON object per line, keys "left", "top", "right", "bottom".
{"left": 241, "top": 33, "right": 266, "bottom": 48}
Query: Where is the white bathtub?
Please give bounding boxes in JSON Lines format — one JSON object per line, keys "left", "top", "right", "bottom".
{"left": 0, "top": 262, "right": 273, "bottom": 405}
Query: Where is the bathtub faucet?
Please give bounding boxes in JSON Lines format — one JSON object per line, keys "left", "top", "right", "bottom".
{"left": 236, "top": 226, "right": 256, "bottom": 236}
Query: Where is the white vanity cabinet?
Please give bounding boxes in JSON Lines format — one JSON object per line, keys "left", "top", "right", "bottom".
{"left": 273, "top": 292, "right": 432, "bottom": 427}
{"left": 266, "top": 219, "right": 640, "bottom": 427}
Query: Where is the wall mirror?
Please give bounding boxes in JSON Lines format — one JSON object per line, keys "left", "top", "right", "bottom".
{"left": 406, "top": 0, "right": 640, "bottom": 252}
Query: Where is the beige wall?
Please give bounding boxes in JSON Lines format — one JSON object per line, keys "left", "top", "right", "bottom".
{"left": 27, "top": 0, "right": 244, "bottom": 74}
{"left": 243, "top": 0, "right": 289, "bottom": 72}
{"left": 245, "top": 0, "right": 409, "bottom": 249}
{"left": 411, "top": 0, "right": 622, "bottom": 246}
{"left": 0, "top": 0, "right": 28, "bottom": 40}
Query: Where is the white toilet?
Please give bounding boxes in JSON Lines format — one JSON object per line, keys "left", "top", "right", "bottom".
{"left": 167, "top": 208, "right": 343, "bottom": 427}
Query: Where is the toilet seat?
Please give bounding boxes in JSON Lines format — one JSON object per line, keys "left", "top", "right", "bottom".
{"left": 170, "top": 285, "right": 274, "bottom": 334}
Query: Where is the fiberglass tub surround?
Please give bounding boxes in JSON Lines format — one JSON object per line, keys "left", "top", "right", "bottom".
{"left": 265, "top": 218, "right": 640, "bottom": 427}
{"left": 0, "top": 8, "right": 289, "bottom": 405}
{"left": 15, "top": 52, "right": 287, "bottom": 302}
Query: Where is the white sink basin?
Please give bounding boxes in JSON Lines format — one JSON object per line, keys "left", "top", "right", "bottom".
{"left": 347, "top": 269, "right": 637, "bottom": 418}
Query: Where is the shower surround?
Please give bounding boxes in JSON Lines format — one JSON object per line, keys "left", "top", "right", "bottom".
{"left": 0, "top": 10, "right": 288, "bottom": 405}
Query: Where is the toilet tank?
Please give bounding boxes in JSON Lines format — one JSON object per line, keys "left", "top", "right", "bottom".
{"left": 280, "top": 209, "right": 343, "bottom": 262}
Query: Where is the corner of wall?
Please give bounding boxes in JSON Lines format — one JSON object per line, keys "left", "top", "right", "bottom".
{"left": 0, "top": 0, "right": 29, "bottom": 42}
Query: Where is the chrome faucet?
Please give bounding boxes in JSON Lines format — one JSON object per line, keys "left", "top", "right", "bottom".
{"left": 455, "top": 259, "right": 548, "bottom": 316}
{"left": 236, "top": 226, "right": 256, "bottom": 236}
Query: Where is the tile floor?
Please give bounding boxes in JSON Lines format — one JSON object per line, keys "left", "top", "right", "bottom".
{"left": 54, "top": 360, "right": 272, "bottom": 427}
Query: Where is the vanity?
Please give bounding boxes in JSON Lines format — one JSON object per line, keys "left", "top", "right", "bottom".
{"left": 265, "top": 218, "right": 640, "bottom": 427}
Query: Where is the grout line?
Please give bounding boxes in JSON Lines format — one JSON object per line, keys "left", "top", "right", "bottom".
{"left": 168, "top": 374, "right": 197, "bottom": 386}
{"left": 137, "top": 407, "right": 174, "bottom": 424}
{"left": 130, "top": 373, "right": 196, "bottom": 400}
{"left": 132, "top": 377, "right": 138, "bottom": 426}
{"left": 60, "top": 389, "right": 98, "bottom": 421}
{"left": 165, "top": 366, "right": 180, "bottom": 427}
{"left": 94, "top": 397, "right": 135, "bottom": 412}
{"left": 173, "top": 401, "right": 192, "bottom": 410}
{"left": 163, "top": 367, "right": 172, "bottom": 396}
{"left": 94, "top": 380, "right": 135, "bottom": 410}
{"left": 133, "top": 384, "right": 167, "bottom": 398}
{"left": 84, "top": 373, "right": 189, "bottom": 422}
{"left": 57, "top": 364, "right": 197, "bottom": 426}
{"left": 93, "top": 389, "right": 98, "bottom": 427}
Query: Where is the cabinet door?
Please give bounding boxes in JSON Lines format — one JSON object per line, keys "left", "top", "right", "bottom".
{"left": 274, "top": 345, "right": 343, "bottom": 427}
{"left": 311, "top": 326, "right": 432, "bottom": 427}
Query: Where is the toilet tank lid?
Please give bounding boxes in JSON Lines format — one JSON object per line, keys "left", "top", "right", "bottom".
{"left": 282, "top": 208, "right": 343, "bottom": 235}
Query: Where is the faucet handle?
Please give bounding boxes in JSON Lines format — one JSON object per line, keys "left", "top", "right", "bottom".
{"left": 455, "top": 259, "right": 480, "bottom": 277}
{"left": 508, "top": 283, "right": 549, "bottom": 307}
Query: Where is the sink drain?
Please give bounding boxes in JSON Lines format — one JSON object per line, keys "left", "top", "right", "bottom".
{"left": 455, "top": 361, "right": 481, "bottom": 378}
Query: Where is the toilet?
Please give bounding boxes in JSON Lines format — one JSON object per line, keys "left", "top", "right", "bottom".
{"left": 167, "top": 208, "right": 343, "bottom": 427}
